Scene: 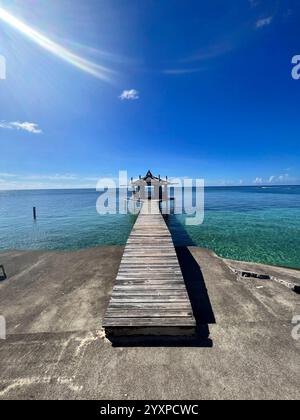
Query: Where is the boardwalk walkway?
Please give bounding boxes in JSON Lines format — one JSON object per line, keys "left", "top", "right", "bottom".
{"left": 103, "top": 200, "right": 196, "bottom": 336}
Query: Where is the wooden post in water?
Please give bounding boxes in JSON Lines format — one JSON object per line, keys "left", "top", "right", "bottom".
{"left": 33, "top": 207, "right": 37, "bottom": 220}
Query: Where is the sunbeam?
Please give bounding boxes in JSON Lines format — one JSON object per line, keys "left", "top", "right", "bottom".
{"left": 0, "top": 7, "right": 114, "bottom": 82}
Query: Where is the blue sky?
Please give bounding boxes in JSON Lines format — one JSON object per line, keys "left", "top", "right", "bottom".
{"left": 0, "top": 0, "right": 300, "bottom": 189}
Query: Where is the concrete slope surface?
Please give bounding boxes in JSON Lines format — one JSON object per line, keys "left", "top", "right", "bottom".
{"left": 0, "top": 246, "right": 299, "bottom": 400}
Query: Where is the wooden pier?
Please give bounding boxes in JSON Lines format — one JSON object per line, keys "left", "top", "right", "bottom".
{"left": 103, "top": 199, "right": 196, "bottom": 337}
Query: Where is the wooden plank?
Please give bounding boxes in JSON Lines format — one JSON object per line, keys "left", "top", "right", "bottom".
{"left": 109, "top": 303, "right": 191, "bottom": 309}
{"left": 105, "top": 310, "right": 193, "bottom": 318}
{"left": 113, "top": 286, "right": 187, "bottom": 291}
{"left": 112, "top": 291, "right": 188, "bottom": 296}
{"left": 111, "top": 297, "right": 189, "bottom": 302}
{"left": 103, "top": 318, "right": 196, "bottom": 327}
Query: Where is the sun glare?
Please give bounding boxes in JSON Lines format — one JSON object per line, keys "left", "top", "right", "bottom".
{"left": 0, "top": 7, "right": 113, "bottom": 81}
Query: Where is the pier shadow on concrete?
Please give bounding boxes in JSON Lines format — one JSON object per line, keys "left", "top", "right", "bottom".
{"left": 176, "top": 247, "right": 216, "bottom": 336}
{"left": 109, "top": 334, "right": 212, "bottom": 348}
{"left": 166, "top": 213, "right": 216, "bottom": 326}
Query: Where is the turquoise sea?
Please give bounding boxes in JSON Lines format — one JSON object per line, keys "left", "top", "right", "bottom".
{"left": 0, "top": 186, "right": 300, "bottom": 269}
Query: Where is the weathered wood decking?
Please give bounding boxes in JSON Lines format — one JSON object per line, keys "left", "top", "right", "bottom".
{"left": 103, "top": 200, "right": 196, "bottom": 336}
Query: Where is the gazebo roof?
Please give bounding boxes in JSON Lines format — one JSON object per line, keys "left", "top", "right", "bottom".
{"left": 143, "top": 170, "right": 156, "bottom": 180}
{"left": 131, "top": 170, "right": 170, "bottom": 186}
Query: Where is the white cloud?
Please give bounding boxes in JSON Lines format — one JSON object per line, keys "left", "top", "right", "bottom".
{"left": 256, "top": 16, "right": 273, "bottom": 28}
{"left": 253, "top": 177, "right": 263, "bottom": 184}
{"left": 253, "top": 173, "right": 299, "bottom": 185}
{"left": 269, "top": 173, "right": 297, "bottom": 184}
{"left": 119, "top": 89, "right": 139, "bottom": 100}
{"left": 0, "top": 121, "right": 42, "bottom": 134}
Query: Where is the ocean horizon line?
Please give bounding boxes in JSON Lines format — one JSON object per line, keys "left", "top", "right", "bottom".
{"left": 1, "top": 184, "right": 300, "bottom": 192}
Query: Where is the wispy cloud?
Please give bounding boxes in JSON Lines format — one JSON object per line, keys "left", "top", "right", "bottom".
{"left": 161, "top": 41, "right": 233, "bottom": 77}
{"left": 181, "top": 42, "right": 234, "bottom": 64}
{"left": 119, "top": 89, "right": 139, "bottom": 100}
{"left": 0, "top": 121, "right": 42, "bottom": 134}
{"left": 204, "top": 178, "right": 245, "bottom": 187}
{"left": 256, "top": 16, "right": 273, "bottom": 28}
{"left": 249, "top": 0, "right": 260, "bottom": 8}
{"left": 64, "top": 40, "right": 139, "bottom": 67}
{"left": 26, "top": 173, "right": 78, "bottom": 181}
{"left": 162, "top": 67, "right": 205, "bottom": 75}
{"left": 0, "top": 7, "right": 114, "bottom": 82}
{"left": 0, "top": 172, "right": 105, "bottom": 190}
{"left": 0, "top": 172, "right": 17, "bottom": 177}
